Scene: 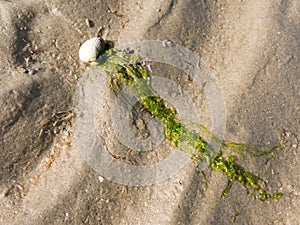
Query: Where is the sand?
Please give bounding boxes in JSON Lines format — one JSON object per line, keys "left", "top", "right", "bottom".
{"left": 0, "top": 0, "right": 299, "bottom": 224}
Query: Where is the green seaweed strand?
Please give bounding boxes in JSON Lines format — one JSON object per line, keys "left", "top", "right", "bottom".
{"left": 95, "top": 49, "right": 283, "bottom": 201}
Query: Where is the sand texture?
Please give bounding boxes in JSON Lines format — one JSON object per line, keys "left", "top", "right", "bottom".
{"left": 0, "top": 0, "right": 299, "bottom": 224}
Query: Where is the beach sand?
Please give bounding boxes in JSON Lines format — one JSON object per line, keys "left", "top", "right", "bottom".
{"left": 0, "top": 0, "right": 299, "bottom": 224}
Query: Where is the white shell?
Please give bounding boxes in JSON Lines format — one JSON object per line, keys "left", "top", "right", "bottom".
{"left": 79, "top": 37, "right": 103, "bottom": 63}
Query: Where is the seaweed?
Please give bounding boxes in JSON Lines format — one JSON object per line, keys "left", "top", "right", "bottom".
{"left": 92, "top": 48, "right": 283, "bottom": 201}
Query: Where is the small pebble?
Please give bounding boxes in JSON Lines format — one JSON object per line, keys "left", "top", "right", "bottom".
{"left": 28, "top": 69, "right": 35, "bottom": 75}
{"left": 162, "top": 40, "right": 175, "bottom": 48}
{"left": 85, "top": 19, "right": 94, "bottom": 28}
{"left": 98, "top": 176, "right": 104, "bottom": 183}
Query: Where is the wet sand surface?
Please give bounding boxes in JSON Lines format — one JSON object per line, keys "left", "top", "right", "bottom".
{"left": 0, "top": 0, "right": 299, "bottom": 224}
